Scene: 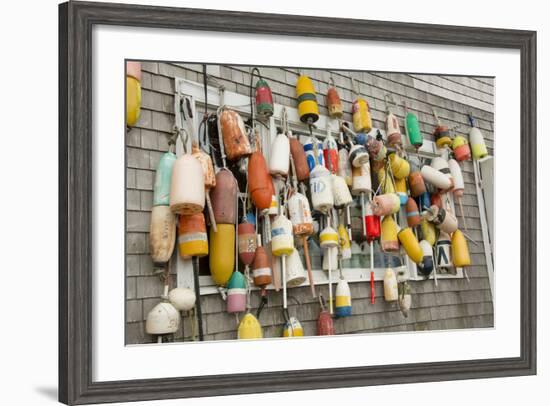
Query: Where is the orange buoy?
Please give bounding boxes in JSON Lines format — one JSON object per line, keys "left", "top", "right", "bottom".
{"left": 178, "top": 212, "right": 208, "bottom": 258}
{"left": 219, "top": 109, "right": 251, "bottom": 161}
{"left": 248, "top": 143, "right": 274, "bottom": 211}
{"left": 289, "top": 135, "right": 310, "bottom": 182}
{"left": 238, "top": 222, "right": 257, "bottom": 266}
{"left": 252, "top": 235, "right": 272, "bottom": 288}
{"left": 326, "top": 78, "right": 343, "bottom": 119}
{"left": 406, "top": 197, "right": 421, "bottom": 227}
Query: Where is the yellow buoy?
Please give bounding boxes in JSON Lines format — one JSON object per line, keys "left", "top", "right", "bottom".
{"left": 421, "top": 219, "right": 437, "bottom": 246}
{"left": 397, "top": 227, "right": 423, "bottom": 264}
{"left": 178, "top": 213, "right": 208, "bottom": 258}
{"left": 352, "top": 98, "right": 372, "bottom": 133}
{"left": 451, "top": 229, "right": 471, "bottom": 267}
{"left": 238, "top": 313, "right": 263, "bottom": 339}
{"left": 381, "top": 216, "right": 399, "bottom": 253}
{"left": 126, "top": 76, "right": 141, "bottom": 127}
{"left": 389, "top": 153, "right": 410, "bottom": 180}
{"left": 296, "top": 75, "right": 319, "bottom": 124}
{"left": 283, "top": 317, "right": 304, "bottom": 337}
{"left": 378, "top": 168, "right": 395, "bottom": 194}
{"left": 209, "top": 224, "right": 235, "bottom": 286}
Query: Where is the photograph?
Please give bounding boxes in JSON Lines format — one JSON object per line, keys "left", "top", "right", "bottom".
{"left": 125, "top": 62, "right": 495, "bottom": 344}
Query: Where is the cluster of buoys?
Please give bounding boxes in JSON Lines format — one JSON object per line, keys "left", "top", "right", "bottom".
{"left": 144, "top": 66, "right": 487, "bottom": 342}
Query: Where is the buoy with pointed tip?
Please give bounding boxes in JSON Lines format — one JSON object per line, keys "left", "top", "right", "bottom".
{"left": 398, "top": 227, "right": 423, "bottom": 264}
{"left": 145, "top": 302, "right": 180, "bottom": 335}
{"left": 449, "top": 158, "right": 467, "bottom": 229}
{"left": 178, "top": 212, "right": 208, "bottom": 258}
{"left": 168, "top": 287, "right": 196, "bottom": 312}
{"left": 335, "top": 278, "right": 352, "bottom": 317}
{"left": 226, "top": 271, "right": 247, "bottom": 313}
{"left": 126, "top": 61, "right": 141, "bottom": 127}
{"left": 269, "top": 132, "right": 290, "bottom": 177}
{"left": 219, "top": 108, "right": 251, "bottom": 161}
{"left": 238, "top": 312, "right": 263, "bottom": 339}
{"left": 153, "top": 151, "right": 177, "bottom": 206}
{"left": 384, "top": 268, "right": 398, "bottom": 302}
{"left": 332, "top": 175, "right": 353, "bottom": 208}
{"left": 451, "top": 229, "right": 471, "bottom": 267}
{"left": 436, "top": 231, "right": 452, "bottom": 269}
{"left": 248, "top": 137, "right": 274, "bottom": 211}
{"left": 310, "top": 165, "right": 334, "bottom": 213}
{"left": 468, "top": 114, "right": 488, "bottom": 160}
{"left": 431, "top": 157, "right": 454, "bottom": 191}
{"left": 209, "top": 224, "right": 235, "bottom": 286}
{"left": 210, "top": 169, "right": 238, "bottom": 224}
{"left": 381, "top": 215, "right": 399, "bottom": 253}
{"left": 283, "top": 316, "right": 304, "bottom": 337}
{"left": 286, "top": 248, "right": 307, "bottom": 287}
{"left": 418, "top": 239, "right": 434, "bottom": 276}
{"left": 150, "top": 205, "right": 176, "bottom": 266}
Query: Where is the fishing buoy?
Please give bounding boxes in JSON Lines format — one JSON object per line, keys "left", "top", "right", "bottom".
{"left": 303, "top": 137, "right": 324, "bottom": 171}
{"left": 404, "top": 101, "right": 422, "bottom": 149}
{"left": 178, "top": 213, "right": 208, "bottom": 258}
{"left": 384, "top": 269, "right": 398, "bottom": 301}
{"left": 296, "top": 75, "right": 319, "bottom": 124}
{"left": 149, "top": 205, "right": 176, "bottom": 266}
{"left": 332, "top": 175, "right": 353, "bottom": 208}
{"left": 126, "top": 61, "right": 141, "bottom": 127}
{"left": 289, "top": 135, "right": 310, "bottom": 182}
{"left": 168, "top": 287, "right": 196, "bottom": 312}
{"left": 335, "top": 278, "right": 352, "bottom": 317}
{"left": 288, "top": 192, "right": 314, "bottom": 235}
{"left": 417, "top": 240, "right": 434, "bottom": 276}
{"left": 432, "top": 109, "right": 452, "bottom": 149}
{"left": 271, "top": 215, "right": 294, "bottom": 256}
{"left": 254, "top": 76, "right": 274, "bottom": 119}
{"left": 326, "top": 78, "right": 344, "bottom": 119}
{"left": 317, "top": 308, "right": 335, "bottom": 335}
{"left": 226, "top": 271, "right": 247, "bottom": 313}
{"left": 352, "top": 98, "right": 373, "bottom": 133}
{"left": 320, "top": 225, "right": 338, "bottom": 314}
{"left": 420, "top": 219, "right": 436, "bottom": 246}
{"left": 397, "top": 227, "right": 423, "bottom": 264}
{"left": 238, "top": 313, "right": 263, "bottom": 339}
{"left": 381, "top": 215, "right": 399, "bottom": 253}
{"left": 386, "top": 111, "right": 402, "bottom": 147}
{"left": 248, "top": 144, "right": 274, "bottom": 211}
{"left": 364, "top": 203, "right": 381, "bottom": 242}
{"left": 395, "top": 177, "right": 408, "bottom": 206}
{"left": 406, "top": 197, "right": 421, "bottom": 227}
{"left": 170, "top": 154, "right": 205, "bottom": 215}
{"left": 349, "top": 144, "right": 370, "bottom": 168}
{"left": 145, "top": 302, "right": 180, "bottom": 335}
{"left": 153, "top": 151, "right": 177, "bottom": 206}
{"left": 338, "top": 148, "right": 353, "bottom": 186}
{"left": 372, "top": 193, "right": 400, "bottom": 217}
{"left": 425, "top": 205, "right": 458, "bottom": 235}
{"left": 252, "top": 235, "right": 272, "bottom": 288}
{"left": 191, "top": 144, "right": 216, "bottom": 190}
{"left": 210, "top": 170, "right": 238, "bottom": 224}
{"left": 377, "top": 168, "right": 395, "bottom": 195}
{"left": 419, "top": 191, "right": 431, "bottom": 211}
{"left": 366, "top": 132, "right": 387, "bottom": 162}
{"left": 268, "top": 194, "right": 279, "bottom": 216}
{"left": 209, "top": 224, "right": 235, "bottom": 286}
{"left": 310, "top": 165, "right": 334, "bottom": 213}
{"left": 238, "top": 222, "right": 257, "bottom": 266}
{"left": 323, "top": 134, "right": 339, "bottom": 173}
{"left": 451, "top": 229, "right": 471, "bottom": 267}
{"left": 468, "top": 114, "right": 488, "bottom": 160}
{"left": 286, "top": 248, "right": 307, "bottom": 287}
{"left": 452, "top": 135, "right": 471, "bottom": 162}
{"left": 351, "top": 163, "right": 372, "bottom": 195}
{"left": 388, "top": 153, "right": 410, "bottom": 179}
{"left": 421, "top": 164, "right": 451, "bottom": 191}
{"left": 269, "top": 132, "right": 290, "bottom": 177}
{"left": 409, "top": 170, "right": 426, "bottom": 197}
{"left": 430, "top": 193, "right": 443, "bottom": 209}
{"left": 449, "top": 158, "right": 466, "bottom": 228}
{"left": 398, "top": 282, "right": 412, "bottom": 317}
{"left": 218, "top": 108, "right": 251, "bottom": 161}
{"left": 283, "top": 317, "right": 304, "bottom": 337}
{"left": 431, "top": 157, "right": 454, "bottom": 191}
{"left": 338, "top": 224, "right": 352, "bottom": 260}
{"left": 436, "top": 231, "right": 452, "bottom": 269}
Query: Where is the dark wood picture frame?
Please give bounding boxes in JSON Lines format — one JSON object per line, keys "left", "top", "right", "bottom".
{"left": 59, "top": 1, "right": 537, "bottom": 404}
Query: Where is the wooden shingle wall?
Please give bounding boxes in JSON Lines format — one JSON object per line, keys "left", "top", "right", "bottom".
{"left": 126, "top": 62, "right": 494, "bottom": 344}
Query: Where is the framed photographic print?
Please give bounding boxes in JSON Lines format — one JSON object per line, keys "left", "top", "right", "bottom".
{"left": 59, "top": 1, "right": 536, "bottom": 404}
